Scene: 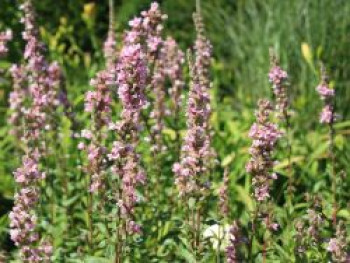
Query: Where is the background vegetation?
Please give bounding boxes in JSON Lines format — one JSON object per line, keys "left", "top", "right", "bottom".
{"left": 0, "top": 0, "right": 349, "bottom": 261}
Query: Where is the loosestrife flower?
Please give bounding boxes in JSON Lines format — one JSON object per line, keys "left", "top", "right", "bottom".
{"left": 316, "top": 67, "right": 336, "bottom": 124}
{"left": 108, "top": 14, "right": 150, "bottom": 233}
{"left": 316, "top": 65, "right": 339, "bottom": 227}
{"left": 0, "top": 29, "right": 12, "bottom": 56}
{"left": 83, "top": 71, "right": 113, "bottom": 192}
{"left": 327, "top": 221, "right": 349, "bottom": 262}
{"left": 268, "top": 53, "right": 289, "bottom": 117}
{"left": 173, "top": 11, "right": 214, "bottom": 197}
{"left": 9, "top": 0, "right": 60, "bottom": 261}
{"left": 82, "top": 0, "right": 116, "bottom": 193}
{"left": 226, "top": 221, "right": 242, "bottom": 263}
{"left": 124, "top": 2, "right": 167, "bottom": 154}
{"left": 125, "top": 2, "right": 166, "bottom": 60}
{"left": 246, "top": 99, "right": 282, "bottom": 202}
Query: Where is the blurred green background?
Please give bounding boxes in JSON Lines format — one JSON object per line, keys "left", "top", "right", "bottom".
{"left": 0, "top": 0, "right": 349, "bottom": 261}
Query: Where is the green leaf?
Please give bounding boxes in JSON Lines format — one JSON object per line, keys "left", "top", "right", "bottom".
{"left": 221, "top": 153, "right": 235, "bottom": 167}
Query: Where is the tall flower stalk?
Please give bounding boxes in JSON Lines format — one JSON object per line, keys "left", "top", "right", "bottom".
{"left": 173, "top": 9, "right": 214, "bottom": 257}
{"left": 315, "top": 65, "right": 337, "bottom": 226}
{"left": 109, "top": 41, "right": 147, "bottom": 263}
{"left": 106, "top": 4, "right": 167, "bottom": 261}
{"left": 226, "top": 221, "right": 243, "bottom": 263}
{"left": 9, "top": 0, "right": 61, "bottom": 261}
{"left": 246, "top": 99, "right": 282, "bottom": 262}
{"left": 80, "top": 0, "right": 116, "bottom": 248}
{"left": 268, "top": 51, "right": 293, "bottom": 203}
{"left": 81, "top": 70, "right": 112, "bottom": 249}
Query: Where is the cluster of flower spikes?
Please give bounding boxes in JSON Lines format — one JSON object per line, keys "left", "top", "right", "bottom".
{"left": 173, "top": 12, "right": 215, "bottom": 197}
{"left": 268, "top": 52, "right": 289, "bottom": 117}
{"left": 105, "top": 3, "right": 167, "bottom": 235}
{"left": 9, "top": 0, "right": 61, "bottom": 261}
{"left": 246, "top": 99, "right": 283, "bottom": 202}
{"left": 316, "top": 66, "right": 335, "bottom": 124}
{"left": 0, "top": 29, "right": 12, "bottom": 56}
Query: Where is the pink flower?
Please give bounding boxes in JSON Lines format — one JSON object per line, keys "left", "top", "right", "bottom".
{"left": 173, "top": 12, "right": 214, "bottom": 197}
{"left": 327, "top": 238, "right": 338, "bottom": 253}
{"left": 268, "top": 66, "right": 288, "bottom": 85}
{"left": 316, "top": 68, "right": 336, "bottom": 124}
{"left": 316, "top": 84, "right": 334, "bottom": 99}
{"left": 247, "top": 99, "right": 282, "bottom": 202}
{"left": 320, "top": 105, "right": 334, "bottom": 124}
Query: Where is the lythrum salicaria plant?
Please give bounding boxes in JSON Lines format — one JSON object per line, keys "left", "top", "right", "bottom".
{"left": 123, "top": 2, "right": 167, "bottom": 188}
{"left": 315, "top": 65, "right": 349, "bottom": 260}
{"left": 173, "top": 8, "right": 215, "bottom": 258}
{"left": 315, "top": 65, "right": 338, "bottom": 227}
{"left": 294, "top": 194, "right": 327, "bottom": 260}
{"left": 109, "top": 34, "right": 146, "bottom": 263}
{"left": 268, "top": 51, "right": 294, "bottom": 203}
{"left": 3, "top": 0, "right": 350, "bottom": 261}
{"left": 80, "top": 0, "right": 116, "bottom": 250}
{"left": 246, "top": 99, "right": 282, "bottom": 262}
{"left": 107, "top": 3, "right": 166, "bottom": 261}
{"left": 8, "top": 0, "right": 61, "bottom": 261}
{"left": 226, "top": 220, "right": 245, "bottom": 263}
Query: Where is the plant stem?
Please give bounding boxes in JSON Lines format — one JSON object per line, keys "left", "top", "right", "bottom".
{"left": 262, "top": 214, "right": 269, "bottom": 263}
{"left": 196, "top": 0, "right": 201, "bottom": 14}
{"left": 284, "top": 110, "right": 293, "bottom": 207}
{"left": 329, "top": 114, "right": 337, "bottom": 227}
{"left": 249, "top": 208, "right": 257, "bottom": 263}
{"left": 87, "top": 172, "right": 93, "bottom": 251}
